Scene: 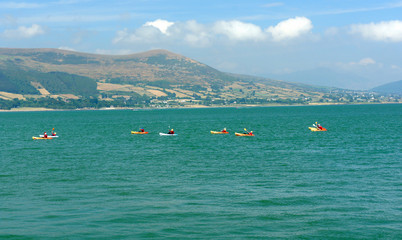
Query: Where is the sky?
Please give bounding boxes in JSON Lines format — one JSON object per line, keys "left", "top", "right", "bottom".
{"left": 0, "top": 0, "right": 401, "bottom": 89}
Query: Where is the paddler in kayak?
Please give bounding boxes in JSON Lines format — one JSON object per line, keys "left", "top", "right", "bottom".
{"left": 314, "top": 122, "right": 323, "bottom": 130}
{"left": 167, "top": 129, "right": 175, "bottom": 134}
{"left": 140, "top": 128, "right": 145, "bottom": 133}
{"left": 51, "top": 128, "right": 56, "bottom": 136}
{"left": 313, "top": 122, "right": 324, "bottom": 131}
{"left": 221, "top": 128, "right": 228, "bottom": 133}
{"left": 43, "top": 132, "right": 48, "bottom": 138}
{"left": 243, "top": 128, "right": 253, "bottom": 135}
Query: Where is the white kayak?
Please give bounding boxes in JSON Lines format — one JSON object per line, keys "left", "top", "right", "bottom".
{"left": 159, "top": 133, "right": 178, "bottom": 136}
{"left": 40, "top": 135, "right": 59, "bottom": 138}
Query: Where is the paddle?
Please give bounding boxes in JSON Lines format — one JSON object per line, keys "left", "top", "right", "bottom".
{"left": 244, "top": 128, "right": 250, "bottom": 134}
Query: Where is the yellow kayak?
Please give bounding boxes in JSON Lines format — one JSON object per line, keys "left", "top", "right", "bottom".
{"left": 210, "top": 131, "right": 229, "bottom": 134}
{"left": 308, "top": 127, "right": 327, "bottom": 132}
{"left": 32, "top": 136, "right": 52, "bottom": 140}
{"left": 131, "top": 131, "right": 149, "bottom": 134}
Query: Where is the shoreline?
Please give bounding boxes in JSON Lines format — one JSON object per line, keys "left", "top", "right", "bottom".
{"left": 0, "top": 102, "right": 400, "bottom": 112}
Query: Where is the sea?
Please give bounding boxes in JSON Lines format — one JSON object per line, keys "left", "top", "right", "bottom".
{"left": 0, "top": 104, "right": 401, "bottom": 239}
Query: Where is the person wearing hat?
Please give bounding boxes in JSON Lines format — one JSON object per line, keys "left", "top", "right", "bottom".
{"left": 43, "top": 132, "right": 48, "bottom": 138}
{"left": 168, "top": 129, "right": 174, "bottom": 134}
{"left": 221, "top": 128, "right": 228, "bottom": 133}
{"left": 140, "top": 128, "right": 145, "bottom": 132}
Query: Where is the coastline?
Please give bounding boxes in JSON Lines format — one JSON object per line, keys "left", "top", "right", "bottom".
{"left": 0, "top": 102, "right": 399, "bottom": 112}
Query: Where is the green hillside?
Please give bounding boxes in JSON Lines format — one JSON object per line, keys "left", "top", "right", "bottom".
{"left": 0, "top": 48, "right": 398, "bottom": 109}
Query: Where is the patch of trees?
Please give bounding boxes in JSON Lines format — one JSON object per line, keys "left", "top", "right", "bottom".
{"left": 0, "top": 67, "right": 97, "bottom": 96}
{"left": 0, "top": 94, "right": 151, "bottom": 110}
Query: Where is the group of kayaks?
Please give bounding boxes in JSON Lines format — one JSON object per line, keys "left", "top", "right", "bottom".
{"left": 131, "top": 131, "right": 178, "bottom": 136}
{"left": 32, "top": 128, "right": 58, "bottom": 140}
{"left": 33, "top": 123, "right": 326, "bottom": 140}
{"left": 131, "top": 128, "right": 255, "bottom": 136}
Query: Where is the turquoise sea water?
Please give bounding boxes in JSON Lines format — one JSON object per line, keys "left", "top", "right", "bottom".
{"left": 1, "top": 104, "right": 401, "bottom": 239}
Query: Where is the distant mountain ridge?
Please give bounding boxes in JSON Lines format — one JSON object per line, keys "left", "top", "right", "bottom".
{"left": 371, "top": 80, "right": 402, "bottom": 95}
{"left": 271, "top": 67, "right": 372, "bottom": 90}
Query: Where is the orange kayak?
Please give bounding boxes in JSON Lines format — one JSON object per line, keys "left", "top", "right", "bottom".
{"left": 235, "top": 132, "right": 254, "bottom": 136}
{"left": 210, "top": 131, "right": 229, "bottom": 134}
{"left": 131, "top": 131, "right": 149, "bottom": 134}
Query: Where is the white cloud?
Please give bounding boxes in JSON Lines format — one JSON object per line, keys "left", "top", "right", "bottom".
{"left": 266, "top": 16, "right": 313, "bottom": 41}
{"left": 144, "top": 19, "right": 174, "bottom": 35}
{"left": 95, "top": 49, "right": 134, "bottom": 55}
{"left": 213, "top": 20, "right": 265, "bottom": 41}
{"left": 358, "top": 58, "right": 376, "bottom": 65}
{"left": 58, "top": 46, "right": 76, "bottom": 52}
{"left": 349, "top": 58, "right": 376, "bottom": 66}
{"left": 3, "top": 24, "right": 45, "bottom": 38}
{"left": 113, "top": 17, "right": 314, "bottom": 46}
{"left": 350, "top": 20, "right": 402, "bottom": 42}
{"left": 174, "top": 20, "right": 211, "bottom": 47}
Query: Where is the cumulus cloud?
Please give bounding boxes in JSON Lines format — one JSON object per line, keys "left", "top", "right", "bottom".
{"left": 266, "top": 17, "right": 313, "bottom": 41}
{"left": 144, "top": 19, "right": 174, "bottom": 35}
{"left": 113, "top": 19, "right": 174, "bottom": 44}
{"left": 113, "top": 17, "right": 313, "bottom": 46}
{"left": 113, "top": 26, "right": 164, "bottom": 44}
{"left": 172, "top": 20, "right": 211, "bottom": 47}
{"left": 348, "top": 58, "right": 376, "bottom": 66}
{"left": 358, "top": 58, "right": 376, "bottom": 65}
{"left": 350, "top": 20, "right": 402, "bottom": 42}
{"left": 58, "top": 46, "right": 76, "bottom": 52}
{"left": 3, "top": 24, "right": 45, "bottom": 38}
{"left": 213, "top": 20, "right": 265, "bottom": 41}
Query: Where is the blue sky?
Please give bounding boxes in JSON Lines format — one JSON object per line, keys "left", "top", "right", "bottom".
{"left": 0, "top": 0, "right": 401, "bottom": 89}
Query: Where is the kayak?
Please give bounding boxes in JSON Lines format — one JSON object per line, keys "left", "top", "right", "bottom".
{"left": 40, "top": 135, "right": 58, "bottom": 138}
{"left": 159, "top": 133, "right": 177, "bottom": 136}
{"left": 131, "top": 131, "right": 149, "bottom": 134}
{"left": 309, "top": 127, "right": 327, "bottom": 132}
{"left": 235, "top": 132, "right": 254, "bottom": 136}
{"left": 210, "top": 131, "right": 229, "bottom": 134}
{"left": 32, "top": 136, "right": 53, "bottom": 140}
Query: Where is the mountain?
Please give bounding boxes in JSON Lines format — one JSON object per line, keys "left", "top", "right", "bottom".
{"left": 271, "top": 67, "right": 371, "bottom": 90}
{"left": 371, "top": 80, "right": 402, "bottom": 95}
{"left": 0, "top": 48, "right": 332, "bottom": 104}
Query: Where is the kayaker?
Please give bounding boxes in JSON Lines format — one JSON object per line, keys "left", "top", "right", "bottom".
{"left": 317, "top": 123, "right": 323, "bottom": 130}
{"left": 51, "top": 128, "right": 56, "bottom": 136}
{"left": 249, "top": 131, "right": 253, "bottom": 135}
{"left": 221, "top": 128, "right": 228, "bottom": 133}
{"left": 168, "top": 129, "right": 174, "bottom": 134}
{"left": 43, "top": 132, "right": 48, "bottom": 138}
{"left": 140, "top": 128, "right": 145, "bottom": 132}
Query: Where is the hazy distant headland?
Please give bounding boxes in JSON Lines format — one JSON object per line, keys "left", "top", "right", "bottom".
{"left": 0, "top": 48, "right": 400, "bottom": 110}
